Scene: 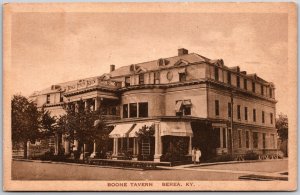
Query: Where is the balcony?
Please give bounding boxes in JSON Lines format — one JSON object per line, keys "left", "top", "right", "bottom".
{"left": 65, "top": 77, "right": 122, "bottom": 93}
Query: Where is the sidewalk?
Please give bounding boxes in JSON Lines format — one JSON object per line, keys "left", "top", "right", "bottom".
{"left": 157, "top": 159, "right": 288, "bottom": 181}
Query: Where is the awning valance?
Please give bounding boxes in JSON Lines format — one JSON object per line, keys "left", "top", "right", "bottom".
{"left": 109, "top": 123, "right": 135, "bottom": 138}
{"left": 175, "top": 101, "right": 183, "bottom": 112}
{"left": 129, "top": 122, "right": 154, "bottom": 137}
{"left": 160, "top": 122, "right": 193, "bottom": 137}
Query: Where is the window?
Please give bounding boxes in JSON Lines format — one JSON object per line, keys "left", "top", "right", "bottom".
{"left": 270, "top": 113, "right": 273, "bottom": 124}
{"left": 237, "top": 76, "right": 240, "bottom": 88}
{"left": 222, "top": 128, "right": 227, "bottom": 148}
{"left": 244, "top": 79, "right": 247, "bottom": 90}
{"left": 269, "top": 88, "right": 273, "bottom": 98}
{"left": 138, "top": 102, "right": 148, "bottom": 117}
{"left": 179, "top": 73, "right": 186, "bottom": 82}
{"left": 215, "top": 100, "right": 219, "bottom": 116}
{"left": 252, "top": 82, "right": 256, "bottom": 93}
{"left": 227, "top": 72, "right": 231, "bottom": 84}
{"left": 123, "top": 104, "right": 128, "bottom": 118}
{"left": 129, "top": 103, "right": 137, "bottom": 118}
{"left": 214, "top": 67, "right": 219, "bottom": 81}
{"left": 246, "top": 131, "right": 250, "bottom": 148}
{"left": 263, "top": 133, "right": 266, "bottom": 149}
{"left": 176, "top": 100, "right": 192, "bottom": 116}
{"left": 139, "top": 74, "right": 144, "bottom": 85}
{"left": 125, "top": 76, "right": 130, "bottom": 87}
{"left": 238, "top": 130, "right": 242, "bottom": 148}
{"left": 244, "top": 107, "right": 248, "bottom": 121}
{"left": 228, "top": 102, "right": 232, "bottom": 118}
{"left": 237, "top": 105, "right": 241, "bottom": 120}
{"left": 253, "top": 109, "right": 256, "bottom": 122}
{"left": 261, "top": 85, "right": 264, "bottom": 95}
{"left": 46, "top": 94, "right": 50, "bottom": 104}
{"left": 154, "top": 72, "right": 160, "bottom": 84}
{"left": 253, "top": 132, "right": 258, "bottom": 148}
{"left": 262, "top": 111, "right": 265, "bottom": 123}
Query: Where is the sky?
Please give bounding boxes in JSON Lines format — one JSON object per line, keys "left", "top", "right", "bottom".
{"left": 11, "top": 12, "right": 288, "bottom": 115}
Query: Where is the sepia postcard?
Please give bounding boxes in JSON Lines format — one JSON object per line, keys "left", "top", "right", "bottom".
{"left": 3, "top": 2, "right": 297, "bottom": 191}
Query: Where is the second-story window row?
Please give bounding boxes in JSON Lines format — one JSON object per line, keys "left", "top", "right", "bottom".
{"left": 123, "top": 102, "right": 149, "bottom": 118}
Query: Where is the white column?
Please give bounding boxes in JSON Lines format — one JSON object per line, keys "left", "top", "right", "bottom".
{"left": 94, "top": 97, "right": 101, "bottom": 111}
{"left": 64, "top": 140, "right": 70, "bottom": 155}
{"left": 74, "top": 140, "right": 79, "bottom": 151}
{"left": 27, "top": 140, "right": 31, "bottom": 159}
{"left": 90, "top": 140, "right": 97, "bottom": 158}
{"left": 54, "top": 134, "right": 59, "bottom": 155}
{"left": 188, "top": 136, "right": 192, "bottom": 155}
{"left": 84, "top": 100, "right": 88, "bottom": 111}
{"left": 115, "top": 138, "right": 119, "bottom": 156}
{"left": 154, "top": 122, "right": 162, "bottom": 162}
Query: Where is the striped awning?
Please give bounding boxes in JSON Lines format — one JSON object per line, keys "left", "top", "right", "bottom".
{"left": 128, "top": 122, "right": 154, "bottom": 137}
{"left": 109, "top": 123, "right": 135, "bottom": 138}
{"left": 160, "top": 122, "right": 193, "bottom": 137}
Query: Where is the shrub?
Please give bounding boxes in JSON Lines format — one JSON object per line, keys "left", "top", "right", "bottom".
{"left": 244, "top": 151, "right": 259, "bottom": 160}
{"left": 206, "top": 154, "right": 234, "bottom": 163}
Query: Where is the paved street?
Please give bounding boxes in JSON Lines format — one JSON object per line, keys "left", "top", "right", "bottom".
{"left": 12, "top": 159, "right": 287, "bottom": 181}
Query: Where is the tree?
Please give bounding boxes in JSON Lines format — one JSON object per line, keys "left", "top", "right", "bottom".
{"left": 276, "top": 113, "right": 288, "bottom": 141}
{"left": 40, "top": 109, "right": 57, "bottom": 138}
{"left": 57, "top": 101, "right": 111, "bottom": 159}
{"left": 11, "top": 94, "right": 40, "bottom": 158}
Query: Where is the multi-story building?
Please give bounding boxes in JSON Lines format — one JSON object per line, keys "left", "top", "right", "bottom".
{"left": 29, "top": 48, "right": 278, "bottom": 162}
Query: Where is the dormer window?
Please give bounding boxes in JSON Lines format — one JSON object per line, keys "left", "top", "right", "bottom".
{"left": 125, "top": 76, "right": 130, "bottom": 87}
{"left": 154, "top": 72, "right": 160, "bottom": 84}
{"left": 214, "top": 67, "right": 219, "bottom": 81}
{"left": 139, "top": 74, "right": 144, "bottom": 85}
{"left": 46, "top": 94, "right": 50, "bottom": 104}
{"left": 179, "top": 72, "right": 186, "bottom": 82}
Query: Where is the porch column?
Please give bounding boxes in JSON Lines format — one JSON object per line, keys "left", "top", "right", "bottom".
{"left": 133, "top": 138, "right": 136, "bottom": 155}
{"left": 120, "top": 138, "right": 124, "bottom": 152}
{"left": 74, "top": 140, "right": 79, "bottom": 151}
{"left": 84, "top": 100, "right": 88, "bottom": 111}
{"left": 90, "top": 140, "right": 97, "bottom": 158}
{"left": 220, "top": 128, "right": 223, "bottom": 148}
{"left": 136, "top": 138, "right": 140, "bottom": 155}
{"left": 27, "top": 140, "right": 31, "bottom": 159}
{"left": 64, "top": 140, "right": 70, "bottom": 155}
{"left": 188, "top": 136, "right": 192, "bottom": 155}
{"left": 94, "top": 97, "right": 101, "bottom": 111}
{"left": 154, "top": 122, "right": 162, "bottom": 162}
{"left": 113, "top": 138, "right": 119, "bottom": 156}
{"left": 54, "top": 134, "right": 59, "bottom": 155}
{"left": 75, "top": 101, "right": 79, "bottom": 113}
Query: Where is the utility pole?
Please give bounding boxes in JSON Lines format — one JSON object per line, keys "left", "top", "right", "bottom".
{"left": 230, "top": 90, "right": 234, "bottom": 154}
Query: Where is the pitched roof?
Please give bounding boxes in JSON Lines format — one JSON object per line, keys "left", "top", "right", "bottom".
{"left": 110, "top": 53, "right": 210, "bottom": 77}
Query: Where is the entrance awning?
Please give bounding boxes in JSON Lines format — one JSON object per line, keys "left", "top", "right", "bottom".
{"left": 128, "top": 122, "right": 154, "bottom": 137}
{"left": 109, "top": 123, "right": 135, "bottom": 138}
{"left": 160, "top": 122, "right": 193, "bottom": 137}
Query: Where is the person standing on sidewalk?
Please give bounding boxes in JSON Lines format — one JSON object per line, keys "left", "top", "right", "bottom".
{"left": 192, "top": 147, "right": 196, "bottom": 164}
{"left": 195, "top": 148, "right": 202, "bottom": 164}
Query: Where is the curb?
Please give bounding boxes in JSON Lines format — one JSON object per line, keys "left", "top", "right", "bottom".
{"left": 182, "top": 158, "right": 288, "bottom": 168}
{"left": 12, "top": 158, "right": 147, "bottom": 171}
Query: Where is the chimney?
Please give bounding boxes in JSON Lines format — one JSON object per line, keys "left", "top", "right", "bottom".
{"left": 110, "top": 64, "right": 115, "bottom": 72}
{"left": 178, "top": 48, "right": 189, "bottom": 56}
